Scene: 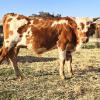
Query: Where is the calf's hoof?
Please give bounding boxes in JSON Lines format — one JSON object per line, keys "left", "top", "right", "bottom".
{"left": 68, "top": 73, "right": 74, "bottom": 78}
{"left": 15, "top": 74, "right": 25, "bottom": 81}
{"left": 60, "top": 75, "right": 66, "bottom": 80}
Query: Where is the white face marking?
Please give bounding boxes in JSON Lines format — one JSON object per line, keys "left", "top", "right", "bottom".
{"left": 58, "top": 47, "right": 66, "bottom": 60}
{"left": 51, "top": 20, "right": 68, "bottom": 27}
{"left": 75, "top": 17, "right": 93, "bottom": 33}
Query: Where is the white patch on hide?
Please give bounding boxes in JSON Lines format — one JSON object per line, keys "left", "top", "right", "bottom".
{"left": 9, "top": 16, "right": 28, "bottom": 41}
{"left": 75, "top": 17, "right": 93, "bottom": 33}
{"left": 17, "top": 27, "right": 32, "bottom": 46}
{"left": 58, "top": 47, "right": 66, "bottom": 60}
{"left": 30, "top": 20, "right": 34, "bottom": 25}
{"left": 51, "top": 20, "right": 68, "bottom": 27}
{"left": 4, "top": 16, "right": 28, "bottom": 49}
{"left": 27, "top": 43, "right": 33, "bottom": 49}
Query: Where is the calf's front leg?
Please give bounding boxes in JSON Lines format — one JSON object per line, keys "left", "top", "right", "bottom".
{"left": 66, "top": 51, "right": 73, "bottom": 77}
{"left": 58, "top": 47, "right": 66, "bottom": 80}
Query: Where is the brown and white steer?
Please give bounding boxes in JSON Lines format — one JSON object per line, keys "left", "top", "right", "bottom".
{"left": 0, "top": 13, "right": 88, "bottom": 80}
{"left": 73, "top": 17, "right": 100, "bottom": 47}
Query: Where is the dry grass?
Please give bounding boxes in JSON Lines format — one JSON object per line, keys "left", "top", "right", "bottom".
{"left": 0, "top": 45, "right": 100, "bottom": 100}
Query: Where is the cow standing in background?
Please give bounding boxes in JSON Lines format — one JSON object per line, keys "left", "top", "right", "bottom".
{"left": 0, "top": 13, "right": 89, "bottom": 80}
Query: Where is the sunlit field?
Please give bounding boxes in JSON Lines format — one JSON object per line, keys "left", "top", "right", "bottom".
{"left": 0, "top": 41, "right": 100, "bottom": 100}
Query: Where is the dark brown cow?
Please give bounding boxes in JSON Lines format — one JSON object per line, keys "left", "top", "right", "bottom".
{"left": 0, "top": 13, "right": 88, "bottom": 80}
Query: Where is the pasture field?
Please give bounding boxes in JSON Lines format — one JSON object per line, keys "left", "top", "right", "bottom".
{"left": 0, "top": 43, "right": 100, "bottom": 100}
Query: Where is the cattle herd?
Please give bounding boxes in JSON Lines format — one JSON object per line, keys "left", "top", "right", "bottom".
{"left": 0, "top": 13, "right": 99, "bottom": 80}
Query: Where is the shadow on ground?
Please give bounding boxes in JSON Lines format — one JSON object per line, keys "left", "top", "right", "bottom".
{"left": 17, "top": 56, "right": 57, "bottom": 63}
{"left": 76, "top": 66, "right": 100, "bottom": 76}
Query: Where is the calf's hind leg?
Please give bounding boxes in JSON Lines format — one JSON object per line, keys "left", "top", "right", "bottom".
{"left": 0, "top": 47, "right": 9, "bottom": 64}
{"left": 8, "top": 48, "right": 24, "bottom": 80}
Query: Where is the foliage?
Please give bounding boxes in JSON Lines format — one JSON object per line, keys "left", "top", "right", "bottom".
{"left": 31, "top": 11, "right": 61, "bottom": 18}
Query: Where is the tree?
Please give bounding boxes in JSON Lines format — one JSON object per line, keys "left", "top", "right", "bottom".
{"left": 31, "top": 11, "right": 61, "bottom": 18}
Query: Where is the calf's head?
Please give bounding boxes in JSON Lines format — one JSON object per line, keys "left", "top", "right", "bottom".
{"left": 74, "top": 17, "right": 100, "bottom": 44}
